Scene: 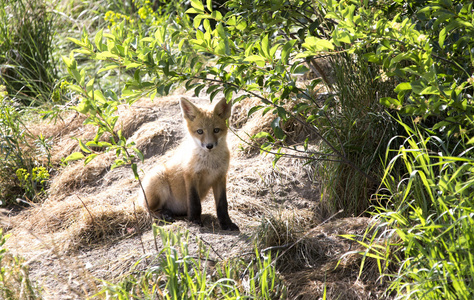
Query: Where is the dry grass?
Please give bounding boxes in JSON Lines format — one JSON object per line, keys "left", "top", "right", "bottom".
{"left": 3, "top": 92, "right": 388, "bottom": 299}
{"left": 280, "top": 217, "right": 389, "bottom": 300}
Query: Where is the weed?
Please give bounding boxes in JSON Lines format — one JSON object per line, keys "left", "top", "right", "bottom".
{"left": 0, "top": 85, "right": 51, "bottom": 204}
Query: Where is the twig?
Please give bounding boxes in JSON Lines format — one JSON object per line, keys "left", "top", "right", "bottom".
{"left": 197, "top": 234, "right": 224, "bottom": 261}
{"left": 136, "top": 174, "right": 159, "bottom": 253}
{"left": 132, "top": 199, "right": 146, "bottom": 255}
{"left": 76, "top": 195, "right": 96, "bottom": 225}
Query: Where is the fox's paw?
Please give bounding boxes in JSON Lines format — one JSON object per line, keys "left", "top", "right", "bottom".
{"left": 161, "top": 209, "right": 175, "bottom": 223}
{"left": 221, "top": 222, "right": 239, "bottom": 231}
{"left": 188, "top": 217, "right": 203, "bottom": 227}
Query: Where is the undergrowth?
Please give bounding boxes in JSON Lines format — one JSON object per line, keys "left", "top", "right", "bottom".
{"left": 316, "top": 52, "right": 399, "bottom": 217}
{"left": 0, "top": 0, "right": 58, "bottom": 106}
{"left": 349, "top": 122, "right": 474, "bottom": 299}
{"left": 96, "top": 226, "right": 287, "bottom": 299}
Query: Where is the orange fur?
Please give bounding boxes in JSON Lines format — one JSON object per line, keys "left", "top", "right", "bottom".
{"left": 139, "top": 97, "right": 238, "bottom": 230}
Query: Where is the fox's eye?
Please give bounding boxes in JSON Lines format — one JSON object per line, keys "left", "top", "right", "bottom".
{"left": 213, "top": 128, "right": 220, "bottom": 133}
{"left": 197, "top": 129, "right": 204, "bottom": 135}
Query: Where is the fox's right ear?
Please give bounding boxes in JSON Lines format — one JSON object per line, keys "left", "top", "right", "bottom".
{"left": 180, "top": 97, "right": 199, "bottom": 121}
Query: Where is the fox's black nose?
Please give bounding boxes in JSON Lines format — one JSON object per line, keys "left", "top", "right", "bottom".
{"left": 206, "top": 144, "right": 214, "bottom": 150}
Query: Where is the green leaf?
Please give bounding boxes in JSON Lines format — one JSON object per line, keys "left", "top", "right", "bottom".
{"left": 98, "top": 64, "right": 119, "bottom": 73}
{"left": 244, "top": 55, "right": 266, "bottom": 67}
{"left": 380, "top": 97, "right": 401, "bottom": 108}
{"left": 131, "top": 163, "right": 139, "bottom": 180}
{"left": 206, "top": 0, "right": 212, "bottom": 12}
{"left": 190, "top": 0, "right": 204, "bottom": 12}
{"left": 64, "top": 152, "right": 85, "bottom": 162}
{"left": 73, "top": 98, "right": 90, "bottom": 114}
{"left": 86, "top": 78, "right": 94, "bottom": 93}
{"left": 248, "top": 105, "right": 264, "bottom": 117}
{"left": 394, "top": 82, "right": 412, "bottom": 92}
{"left": 95, "top": 29, "right": 104, "bottom": 51}
{"left": 302, "top": 36, "right": 334, "bottom": 52}
{"left": 421, "top": 86, "right": 440, "bottom": 95}
{"left": 76, "top": 138, "right": 92, "bottom": 154}
{"left": 281, "top": 40, "right": 296, "bottom": 65}
{"left": 439, "top": 27, "right": 447, "bottom": 48}
{"left": 261, "top": 34, "right": 270, "bottom": 59}
{"left": 84, "top": 154, "right": 98, "bottom": 165}
{"left": 126, "top": 62, "right": 142, "bottom": 69}
{"left": 254, "top": 131, "right": 275, "bottom": 142}
{"left": 185, "top": 7, "right": 203, "bottom": 14}
{"left": 133, "top": 148, "right": 144, "bottom": 162}
{"left": 61, "top": 55, "right": 73, "bottom": 68}
{"left": 271, "top": 117, "right": 285, "bottom": 140}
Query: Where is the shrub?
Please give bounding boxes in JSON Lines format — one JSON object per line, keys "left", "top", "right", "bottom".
{"left": 63, "top": 0, "right": 397, "bottom": 218}
{"left": 0, "top": 0, "right": 58, "bottom": 106}
{"left": 0, "top": 85, "right": 51, "bottom": 204}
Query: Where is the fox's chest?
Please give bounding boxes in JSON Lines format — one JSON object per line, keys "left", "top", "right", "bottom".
{"left": 190, "top": 149, "right": 229, "bottom": 173}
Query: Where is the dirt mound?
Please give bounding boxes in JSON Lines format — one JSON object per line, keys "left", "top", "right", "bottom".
{"left": 2, "top": 93, "right": 385, "bottom": 299}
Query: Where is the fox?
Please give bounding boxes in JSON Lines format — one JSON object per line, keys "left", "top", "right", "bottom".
{"left": 138, "top": 97, "right": 239, "bottom": 231}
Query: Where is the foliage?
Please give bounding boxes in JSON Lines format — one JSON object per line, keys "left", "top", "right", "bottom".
{"left": 97, "top": 226, "right": 286, "bottom": 299}
{"left": 346, "top": 122, "right": 474, "bottom": 299}
{"left": 16, "top": 167, "right": 50, "bottom": 201}
{"left": 0, "top": 85, "right": 51, "bottom": 204}
{"left": 63, "top": 0, "right": 396, "bottom": 216}
{"left": 316, "top": 53, "right": 399, "bottom": 216}
{"left": 0, "top": 0, "right": 58, "bottom": 106}
{"left": 317, "top": 0, "right": 474, "bottom": 143}
{"left": 0, "top": 229, "right": 41, "bottom": 299}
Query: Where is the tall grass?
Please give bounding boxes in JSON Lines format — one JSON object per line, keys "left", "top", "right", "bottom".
{"left": 96, "top": 226, "right": 287, "bottom": 299}
{"left": 316, "top": 53, "right": 399, "bottom": 217}
{"left": 355, "top": 121, "right": 474, "bottom": 299}
{"left": 0, "top": 0, "right": 58, "bottom": 106}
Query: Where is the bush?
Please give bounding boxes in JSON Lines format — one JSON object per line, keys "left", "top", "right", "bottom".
{"left": 0, "top": 0, "right": 58, "bottom": 106}
{"left": 0, "top": 86, "right": 51, "bottom": 204}
{"left": 316, "top": 53, "right": 399, "bottom": 217}
{"left": 63, "top": 0, "right": 397, "bottom": 217}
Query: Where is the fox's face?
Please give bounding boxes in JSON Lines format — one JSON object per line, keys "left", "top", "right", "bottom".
{"left": 180, "top": 97, "right": 232, "bottom": 151}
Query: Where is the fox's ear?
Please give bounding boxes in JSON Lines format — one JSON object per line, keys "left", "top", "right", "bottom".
{"left": 180, "top": 97, "right": 199, "bottom": 121}
{"left": 214, "top": 97, "right": 232, "bottom": 120}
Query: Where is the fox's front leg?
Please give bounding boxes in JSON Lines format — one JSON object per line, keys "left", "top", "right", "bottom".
{"left": 213, "top": 178, "right": 239, "bottom": 231}
{"left": 185, "top": 176, "right": 203, "bottom": 226}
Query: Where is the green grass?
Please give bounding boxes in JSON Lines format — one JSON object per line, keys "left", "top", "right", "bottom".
{"left": 95, "top": 226, "right": 287, "bottom": 299}
{"left": 0, "top": 0, "right": 59, "bottom": 106}
{"left": 316, "top": 52, "right": 399, "bottom": 217}
{"left": 352, "top": 121, "right": 474, "bottom": 299}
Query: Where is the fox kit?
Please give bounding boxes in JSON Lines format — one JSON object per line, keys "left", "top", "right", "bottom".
{"left": 139, "top": 97, "right": 239, "bottom": 231}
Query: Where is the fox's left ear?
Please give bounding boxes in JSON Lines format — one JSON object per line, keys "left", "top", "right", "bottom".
{"left": 214, "top": 97, "right": 232, "bottom": 120}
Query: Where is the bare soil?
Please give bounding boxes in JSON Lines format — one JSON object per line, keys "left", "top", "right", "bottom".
{"left": 2, "top": 92, "right": 388, "bottom": 299}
